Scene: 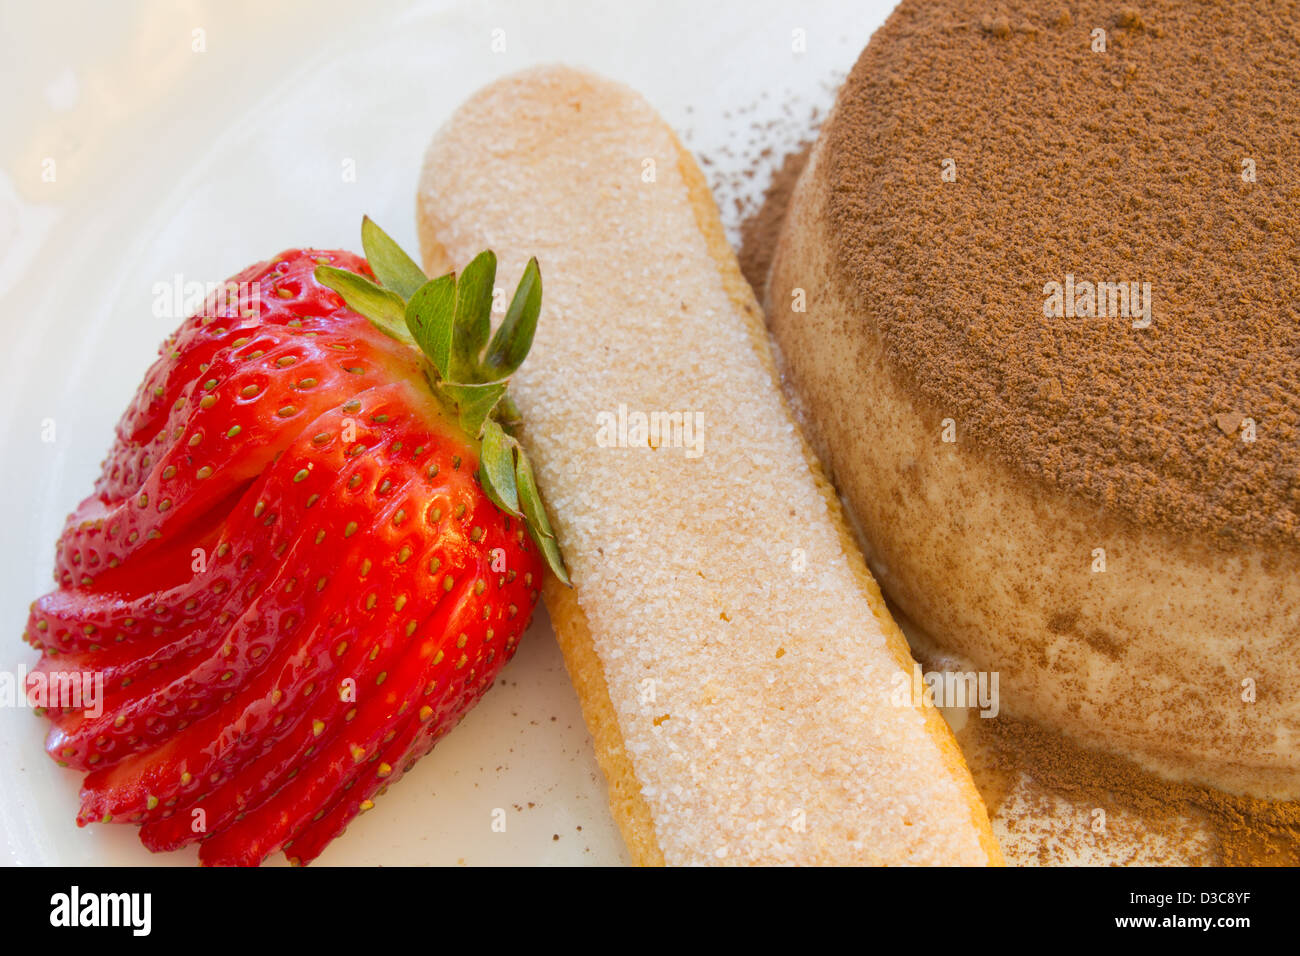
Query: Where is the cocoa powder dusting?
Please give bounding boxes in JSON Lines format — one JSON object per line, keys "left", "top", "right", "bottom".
{"left": 960, "top": 712, "right": 1300, "bottom": 866}
{"left": 822, "top": 0, "right": 1300, "bottom": 546}
{"left": 739, "top": 143, "right": 811, "bottom": 301}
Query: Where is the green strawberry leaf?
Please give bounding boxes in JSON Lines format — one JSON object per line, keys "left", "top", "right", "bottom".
{"left": 516, "top": 450, "right": 570, "bottom": 586}
{"left": 441, "top": 380, "right": 507, "bottom": 439}
{"left": 361, "top": 216, "right": 427, "bottom": 299}
{"left": 450, "top": 250, "right": 496, "bottom": 382}
{"left": 495, "top": 392, "right": 523, "bottom": 429}
{"left": 315, "top": 266, "right": 412, "bottom": 343}
{"left": 484, "top": 256, "right": 542, "bottom": 378}
{"left": 405, "top": 274, "right": 457, "bottom": 378}
{"left": 478, "top": 420, "right": 520, "bottom": 516}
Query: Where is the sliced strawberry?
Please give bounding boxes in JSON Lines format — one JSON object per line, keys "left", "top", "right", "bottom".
{"left": 24, "top": 220, "right": 565, "bottom": 864}
{"left": 80, "top": 391, "right": 451, "bottom": 821}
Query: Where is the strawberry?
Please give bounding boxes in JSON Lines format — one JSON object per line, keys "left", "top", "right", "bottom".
{"left": 21, "top": 218, "right": 568, "bottom": 866}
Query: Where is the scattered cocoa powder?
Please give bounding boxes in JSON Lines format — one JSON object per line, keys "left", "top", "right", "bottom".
{"left": 961, "top": 711, "right": 1300, "bottom": 866}
{"left": 904, "top": 618, "right": 1300, "bottom": 865}
{"left": 820, "top": 0, "right": 1300, "bottom": 546}
{"left": 739, "top": 143, "right": 811, "bottom": 301}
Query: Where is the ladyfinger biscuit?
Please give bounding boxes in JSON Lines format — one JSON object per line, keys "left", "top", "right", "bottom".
{"left": 417, "top": 66, "right": 1001, "bottom": 866}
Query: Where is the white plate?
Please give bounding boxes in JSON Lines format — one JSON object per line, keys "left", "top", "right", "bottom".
{"left": 0, "top": 0, "right": 891, "bottom": 865}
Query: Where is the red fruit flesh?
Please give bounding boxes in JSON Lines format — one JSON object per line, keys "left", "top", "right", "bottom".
{"left": 23, "top": 250, "right": 545, "bottom": 864}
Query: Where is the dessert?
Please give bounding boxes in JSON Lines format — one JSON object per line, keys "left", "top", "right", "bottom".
{"left": 417, "top": 65, "right": 1002, "bottom": 864}
{"left": 766, "top": 0, "right": 1300, "bottom": 800}
{"left": 21, "top": 221, "right": 564, "bottom": 864}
